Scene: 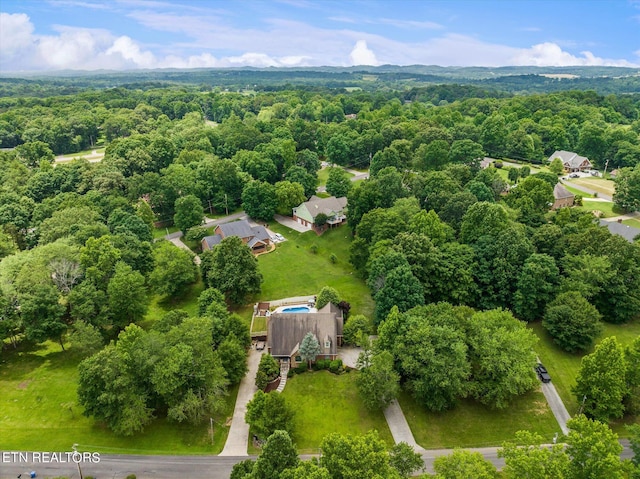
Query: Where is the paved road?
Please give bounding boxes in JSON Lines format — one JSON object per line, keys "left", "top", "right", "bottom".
{"left": 561, "top": 179, "right": 613, "bottom": 201}
{"left": 0, "top": 454, "right": 241, "bottom": 479}
{"left": 2, "top": 441, "right": 634, "bottom": 478}
{"left": 219, "top": 348, "right": 262, "bottom": 456}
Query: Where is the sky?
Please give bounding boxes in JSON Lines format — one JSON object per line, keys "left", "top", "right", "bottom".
{"left": 1, "top": 0, "right": 639, "bottom": 72}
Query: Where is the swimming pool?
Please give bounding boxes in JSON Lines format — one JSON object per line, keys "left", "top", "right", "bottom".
{"left": 281, "top": 306, "right": 310, "bottom": 313}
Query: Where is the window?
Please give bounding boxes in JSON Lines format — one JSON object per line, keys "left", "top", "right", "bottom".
{"left": 324, "top": 340, "right": 331, "bottom": 348}
{"left": 295, "top": 356, "right": 302, "bottom": 362}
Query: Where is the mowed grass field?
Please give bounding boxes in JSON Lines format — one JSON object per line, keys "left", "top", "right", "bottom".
{"left": 400, "top": 389, "right": 559, "bottom": 448}
{"left": 567, "top": 177, "right": 616, "bottom": 197}
{"left": 0, "top": 338, "right": 238, "bottom": 454}
{"left": 530, "top": 320, "right": 640, "bottom": 435}
{"left": 281, "top": 371, "right": 393, "bottom": 453}
{"left": 0, "top": 276, "right": 244, "bottom": 454}
{"left": 258, "top": 223, "right": 374, "bottom": 318}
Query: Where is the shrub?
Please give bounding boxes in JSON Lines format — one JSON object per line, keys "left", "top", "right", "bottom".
{"left": 295, "top": 362, "right": 309, "bottom": 374}
{"left": 494, "top": 160, "right": 503, "bottom": 168}
{"left": 329, "top": 359, "right": 343, "bottom": 374}
{"left": 314, "top": 359, "right": 330, "bottom": 370}
{"left": 329, "top": 253, "right": 337, "bottom": 263}
{"left": 256, "top": 354, "right": 280, "bottom": 390}
{"left": 309, "top": 244, "right": 318, "bottom": 254}
{"left": 126, "top": 475, "right": 137, "bottom": 479}
{"left": 575, "top": 194, "right": 583, "bottom": 206}
{"left": 342, "top": 314, "right": 371, "bottom": 345}
{"left": 316, "top": 286, "right": 340, "bottom": 309}
{"left": 185, "top": 225, "right": 209, "bottom": 242}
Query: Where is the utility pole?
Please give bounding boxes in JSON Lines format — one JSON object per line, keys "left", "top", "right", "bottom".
{"left": 210, "top": 417, "right": 214, "bottom": 445}
{"left": 72, "top": 444, "right": 83, "bottom": 479}
{"left": 603, "top": 158, "right": 610, "bottom": 177}
{"left": 224, "top": 193, "right": 229, "bottom": 216}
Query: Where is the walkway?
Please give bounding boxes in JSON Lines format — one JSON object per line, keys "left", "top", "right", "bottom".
{"left": 168, "top": 236, "right": 201, "bottom": 265}
{"left": 276, "top": 362, "right": 289, "bottom": 393}
{"left": 219, "top": 348, "right": 263, "bottom": 456}
{"left": 383, "top": 400, "right": 426, "bottom": 453}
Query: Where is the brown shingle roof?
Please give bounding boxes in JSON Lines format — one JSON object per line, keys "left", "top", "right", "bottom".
{"left": 268, "top": 311, "right": 342, "bottom": 358}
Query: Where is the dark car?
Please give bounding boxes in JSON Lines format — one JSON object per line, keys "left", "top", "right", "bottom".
{"left": 535, "top": 363, "right": 551, "bottom": 383}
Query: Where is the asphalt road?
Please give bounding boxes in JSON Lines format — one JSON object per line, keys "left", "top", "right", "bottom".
{"left": 1, "top": 443, "right": 634, "bottom": 479}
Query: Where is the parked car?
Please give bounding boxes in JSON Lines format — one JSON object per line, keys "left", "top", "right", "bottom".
{"left": 274, "top": 233, "right": 285, "bottom": 242}
{"left": 535, "top": 363, "right": 551, "bottom": 383}
{"left": 569, "top": 173, "right": 580, "bottom": 178}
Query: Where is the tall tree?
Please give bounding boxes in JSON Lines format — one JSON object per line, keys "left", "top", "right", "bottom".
{"left": 107, "top": 261, "right": 148, "bottom": 328}
{"left": 173, "top": 194, "right": 204, "bottom": 233}
{"left": 252, "top": 430, "right": 299, "bottom": 479}
{"left": 499, "top": 430, "right": 570, "bottom": 479}
{"left": 543, "top": 292, "right": 602, "bottom": 353}
{"left": 613, "top": 164, "right": 640, "bottom": 212}
{"left": 299, "top": 332, "right": 322, "bottom": 367}
{"left": 203, "top": 235, "right": 262, "bottom": 304}
{"left": 242, "top": 180, "right": 277, "bottom": 222}
{"left": 245, "top": 391, "right": 296, "bottom": 440}
{"left": 435, "top": 449, "right": 498, "bottom": 479}
{"left": 573, "top": 337, "right": 628, "bottom": 422}
{"left": 149, "top": 241, "right": 198, "bottom": 298}
{"left": 325, "top": 167, "right": 352, "bottom": 198}
{"left": 513, "top": 253, "right": 560, "bottom": 322}
{"left": 355, "top": 350, "right": 400, "bottom": 411}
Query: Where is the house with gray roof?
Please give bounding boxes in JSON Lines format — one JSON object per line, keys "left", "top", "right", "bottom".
{"left": 267, "top": 303, "right": 343, "bottom": 367}
{"left": 201, "top": 219, "right": 271, "bottom": 254}
{"left": 599, "top": 220, "right": 640, "bottom": 243}
{"left": 548, "top": 150, "right": 592, "bottom": 172}
{"left": 552, "top": 183, "right": 575, "bottom": 209}
{"left": 292, "top": 195, "right": 347, "bottom": 233}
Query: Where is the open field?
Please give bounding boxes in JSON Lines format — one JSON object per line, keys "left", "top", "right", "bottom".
{"left": 0, "top": 339, "right": 238, "bottom": 454}
{"left": 566, "top": 177, "right": 616, "bottom": 197}
{"left": 400, "top": 389, "right": 559, "bottom": 448}
{"left": 529, "top": 320, "right": 640, "bottom": 435}
{"left": 258, "top": 224, "right": 374, "bottom": 318}
{"left": 281, "top": 371, "right": 393, "bottom": 453}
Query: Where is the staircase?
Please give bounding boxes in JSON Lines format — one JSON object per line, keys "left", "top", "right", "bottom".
{"left": 276, "top": 361, "right": 289, "bottom": 393}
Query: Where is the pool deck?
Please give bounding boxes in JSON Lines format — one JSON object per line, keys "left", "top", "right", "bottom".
{"left": 266, "top": 295, "right": 316, "bottom": 307}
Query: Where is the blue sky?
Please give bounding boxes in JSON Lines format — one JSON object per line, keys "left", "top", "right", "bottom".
{"left": 1, "top": 0, "right": 639, "bottom": 71}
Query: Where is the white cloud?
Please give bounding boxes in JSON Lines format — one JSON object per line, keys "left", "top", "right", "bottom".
{"left": 510, "top": 42, "right": 638, "bottom": 67}
{"left": 0, "top": 13, "right": 35, "bottom": 59}
{"left": 106, "top": 36, "right": 157, "bottom": 68}
{"left": 1, "top": 10, "right": 637, "bottom": 71}
{"left": 349, "top": 40, "right": 379, "bottom": 66}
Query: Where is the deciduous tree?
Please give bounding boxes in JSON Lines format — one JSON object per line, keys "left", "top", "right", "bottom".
{"left": 355, "top": 350, "right": 400, "bottom": 410}
{"left": 543, "top": 291, "right": 601, "bottom": 353}
{"left": 573, "top": 337, "right": 628, "bottom": 422}
{"left": 149, "top": 241, "right": 198, "bottom": 298}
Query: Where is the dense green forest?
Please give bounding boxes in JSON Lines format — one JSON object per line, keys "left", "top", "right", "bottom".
{"left": 1, "top": 64, "right": 640, "bottom": 98}
{"left": 1, "top": 76, "right": 639, "bottom": 445}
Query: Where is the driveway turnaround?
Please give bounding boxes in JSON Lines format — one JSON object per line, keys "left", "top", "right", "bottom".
{"left": 219, "top": 348, "right": 263, "bottom": 456}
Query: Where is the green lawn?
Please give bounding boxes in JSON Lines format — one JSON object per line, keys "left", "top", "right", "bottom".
{"left": 152, "top": 225, "right": 179, "bottom": 239}
{"left": 0, "top": 340, "right": 238, "bottom": 454}
{"left": 400, "top": 390, "right": 559, "bottom": 449}
{"left": 281, "top": 371, "right": 393, "bottom": 453}
{"left": 58, "top": 147, "right": 106, "bottom": 159}
{"left": 563, "top": 184, "right": 594, "bottom": 198}
{"left": 622, "top": 218, "right": 640, "bottom": 229}
{"left": 142, "top": 279, "right": 205, "bottom": 328}
{"left": 316, "top": 167, "right": 354, "bottom": 188}
{"left": 568, "top": 177, "right": 616, "bottom": 197}
{"left": 251, "top": 316, "right": 267, "bottom": 333}
{"left": 258, "top": 224, "right": 374, "bottom": 317}
{"left": 575, "top": 199, "right": 621, "bottom": 218}
{"left": 529, "top": 320, "right": 640, "bottom": 435}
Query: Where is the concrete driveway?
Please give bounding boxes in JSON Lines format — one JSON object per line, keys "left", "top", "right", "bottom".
{"left": 539, "top": 380, "right": 571, "bottom": 435}
{"left": 273, "top": 214, "right": 309, "bottom": 233}
{"left": 219, "top": 348, "right": 263, "bottom": 456}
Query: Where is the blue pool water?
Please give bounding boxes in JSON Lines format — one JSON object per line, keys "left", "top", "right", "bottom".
{"left": 281, "top": 306, "right": 310, "bottom": 313}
